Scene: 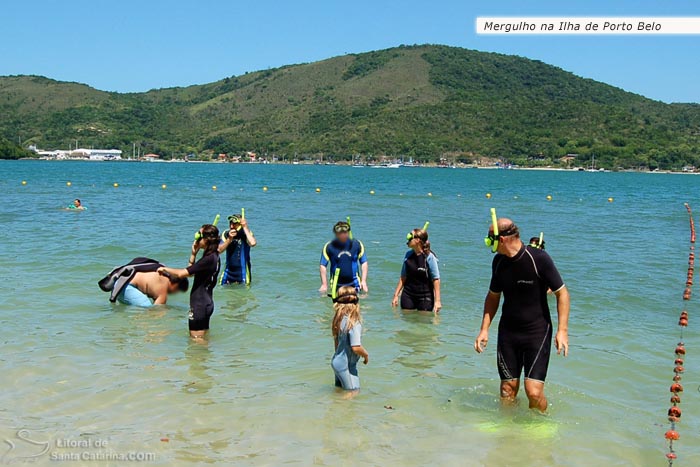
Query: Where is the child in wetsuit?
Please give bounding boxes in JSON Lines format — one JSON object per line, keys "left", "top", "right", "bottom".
{"left": 331, "top": 286, "right": 369, "bottom": 391}
{"left": 157, "top": 224, "right": 220, "bottom": 339}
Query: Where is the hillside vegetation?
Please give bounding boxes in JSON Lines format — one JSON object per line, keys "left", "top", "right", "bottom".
{"left": 1, "top": 45, "right": 699, "bottom": 169}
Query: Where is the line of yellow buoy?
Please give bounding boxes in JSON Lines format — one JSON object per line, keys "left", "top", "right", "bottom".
{"left": 19, "top": 181, "right": 618, "bottom": 202}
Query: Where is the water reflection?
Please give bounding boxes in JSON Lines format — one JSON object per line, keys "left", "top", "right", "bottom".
{"left": 181, "top": 341, "right": 213, "bottom": 396}
{"left": 392, "top": 311, "right": 446, "bottom": 374}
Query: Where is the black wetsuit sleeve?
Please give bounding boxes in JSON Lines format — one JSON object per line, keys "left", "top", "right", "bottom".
{"left": 187, "top": 253, "right": 217, "bottom": 276}
{"left": 537, "top": 252, "right": 565, "bottom": 292}
{"left": 488, "top": 256, "right": 503, "bottom": 294}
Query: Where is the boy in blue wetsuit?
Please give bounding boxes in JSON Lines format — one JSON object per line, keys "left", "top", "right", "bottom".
{"left": 218, "top": 213, "right": 257, "bottom": 285}
{"left": 319, "top": 221, "right": 369, "bottom": 299}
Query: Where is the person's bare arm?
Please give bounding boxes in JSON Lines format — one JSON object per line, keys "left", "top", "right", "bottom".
{"left": 319, "top": 265, "right": 328, "bottom": 293}
{"left": 352, "top": 345, "right": 369, "bottom": 364}
{"left": 241, "top": 219, "right": 257, "bottom": 247}
{"left": 218, "top": 237, "right": 231, "bottom": 254}
{"left": 360, "top": 261, "right": 369, "bottom": 292}
{"left": 391, "top": 277, "right": 405, "bottom": 307}
{"left": 153, "top": 291, "right": 168, "bottom": 305}
{"left": 554, "top": 286, "right": 570, "bottom": 356}
{"left": 432, "top": 279, "right": 442, "bottom": 313}
{"left": 158, "top": 267, "right": 190, "bottom": 280}
{"left": 474, "top": 291, "right": 501, "bottom": 353}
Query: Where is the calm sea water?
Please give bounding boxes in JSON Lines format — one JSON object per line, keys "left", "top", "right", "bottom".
{"left": 0, "top": 160, "right": 698, "bottom": 466}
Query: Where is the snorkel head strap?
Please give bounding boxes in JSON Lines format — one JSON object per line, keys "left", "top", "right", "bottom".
{"left": 335, "top": 290, "right": 359, "bottom": 304}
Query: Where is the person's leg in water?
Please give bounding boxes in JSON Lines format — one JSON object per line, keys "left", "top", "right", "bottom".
{"left": 524, "top": 379, "right": 547, "bottom": 412}
{"left": 500, "top": 379, "right": 519, "bottom": 405}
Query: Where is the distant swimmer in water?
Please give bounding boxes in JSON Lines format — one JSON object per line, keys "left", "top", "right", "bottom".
{"left": 331, "top": 286, "right": 369, "bottom": 393}
{"left": 158, "top": 224, "right": 221, "bottom": 340}
{"left": 475, "top": 217, "right": 570, "bottom": 412}
{"left": 391, "top": 227, "right": 442, "bottom": 313}
{"left": 218, "top": 212, "right": 257, "bottom": 285}
{"left": 66, "top": 198, "right": 86, "bottom": 210}
{"left": 319, "top": 221, "right": 368, "bottom": 300}
{"left": 98, "top": 257, "right": 189, "bottom": 307}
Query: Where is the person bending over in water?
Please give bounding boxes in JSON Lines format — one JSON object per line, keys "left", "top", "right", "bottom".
{"left": 475, "top": 218, "right": 569, "bottom": 412}
{"left": 391, "top": 228, "right": 442, "bottom": 313}
{"left": 331, "top": 286, "right": 369, "bottom": 392}
{"left": 120, "top": 270, "right": 188, "bottom": 307}
{"left": 319, "top": 221, "right": 368, "bottom": 299}
{"left": 218, "top": 212, "right": 257, "bottom": 285}
{"left": 158, "top": 224, "right": 221, "bottom": 340}
{"left": 98, "top": 257, "right": 189, "bottom": 307}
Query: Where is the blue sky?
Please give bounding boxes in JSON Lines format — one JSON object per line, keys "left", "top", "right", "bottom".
{"left": 1, "top": 0, "right": 698, "bottom": 102}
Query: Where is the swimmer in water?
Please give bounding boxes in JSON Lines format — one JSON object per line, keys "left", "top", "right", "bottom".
{"left": 331, "top": 286, "right": 369, "bottom": 393}
{"left": 391, "top": 227, "right": 442, "bottom": 312}
{"left": 475, "top": 218, "right": 570, "bottom": 412}
{"left": 158, "top": 224, "right": 221, "bottom": 340}
{"left": 67, "top": 198, "right": 86, "bottom": 210}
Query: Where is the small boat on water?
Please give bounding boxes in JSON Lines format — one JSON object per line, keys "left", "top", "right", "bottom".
{"left": 369, "top": 163, "right": 401, "bottom": 169}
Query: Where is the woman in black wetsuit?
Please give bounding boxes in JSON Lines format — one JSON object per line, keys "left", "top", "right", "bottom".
{"left": 391, "top": 228, "right": 442, "bottom": 313}
{"left": 158, "top": 224, "right": 221, "bottom": 339}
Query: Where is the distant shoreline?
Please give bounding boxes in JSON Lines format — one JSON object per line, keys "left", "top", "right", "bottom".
{"left": 7, "top": 157, "right": 700, "bottom": 175}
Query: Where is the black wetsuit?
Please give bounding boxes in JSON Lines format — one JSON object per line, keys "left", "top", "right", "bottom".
{"left": 489, "top": 245, "right": 564, "bottom": 382}
{"left": 400, "top": 251, "right": 439, "bottom": 311}
{"left": 186, "top": 251, "right": 220, "bottom": 331}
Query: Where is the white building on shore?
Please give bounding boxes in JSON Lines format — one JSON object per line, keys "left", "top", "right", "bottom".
{"left": 70, "top": 148, "right": 123, "bottom": 160}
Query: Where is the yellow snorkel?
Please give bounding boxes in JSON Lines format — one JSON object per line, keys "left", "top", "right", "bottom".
{"left": 194, "top": 214, "right": 220, "bottom": 240}
{"left": 484, "top": 208, "right": 499, "bottom": 253}
{"left": 346, "top": 216, "right": 353, "bottom": 240}
{"left": 406, "top": 221, "right": 430, "bottom": 241}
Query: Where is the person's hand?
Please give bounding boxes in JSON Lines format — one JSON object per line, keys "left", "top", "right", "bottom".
{"left": 433, "top": 300, "right": 442, "bottom": 313}
{"left": 555, "top": 329, "right": 569, "bottom": 356}
{"left": 391, "top": 296, "right": 399, "bottom": 308}
{"left": 363, "top": 354, "right": 369, "bottom": 365}
{"left": 240, "top": 218, "right": 248, "bottom": 229}
{"left": 319, "top": 284, "right": 328, "bottom": 294}
{"left": 191, "top": 239, "right": 201, "bottom": 252}
{"left": 474, "top": 330, "right": 489, "bottom": 353}
{"left": 228, "top": 229, "right": 238, "bottom": 239}
{"left": 360, "top": 281, "right": 369, "bottom": 293}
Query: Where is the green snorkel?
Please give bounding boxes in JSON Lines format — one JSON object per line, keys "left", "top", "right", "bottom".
{"left": 484, "top": 208, "right": 499, "bottom": 253}
{"left": 406, "top": 221, "right": 430, "bottom": 241}
{"left": 346, "top": 216, "right": 353, "bottom": 240}
{"left": 194, "top": 214, "right": 220, "bottom": 240}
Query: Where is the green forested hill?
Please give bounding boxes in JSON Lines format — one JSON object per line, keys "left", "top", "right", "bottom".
{"left": 1, "top": 45, "right": 699, "bottom": 169}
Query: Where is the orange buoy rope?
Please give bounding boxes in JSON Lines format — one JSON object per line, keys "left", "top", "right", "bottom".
{"left": 665, "top": 204, "right": 695, "bottom": 465}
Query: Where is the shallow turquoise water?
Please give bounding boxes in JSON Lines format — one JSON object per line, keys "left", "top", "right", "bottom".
{"left": 0, "top": 160, "right": 698, "bottom": 466}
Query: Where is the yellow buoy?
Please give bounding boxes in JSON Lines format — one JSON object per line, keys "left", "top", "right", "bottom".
{"left": 66, "top": 181, "right": 72, "bottom": 187}
{"left": 212, "top": 185, "right": 217, "bottom": 190}
{"left": 315, "top": 188, "right": 321, "bottom": 193}
{"left": 161, "top": 184, "right": 167, "bottom": 189}
{"left": 263, "top": 186, "right": 268, "bottom": 192}
{"left": 113, "top": 183, "right": 119, "bottom": 188}
{"left": 369, "top": 190, "right": 375, "bottom": 195}
{"left": 486, "top": 193, "right": 492, "bottom": 199}
{"left": 427, "top": 192, "right": 433, "bottom": 197}
{"left": 608, "top": 197, "right": 614, "bottom": 203}
{"left": 546, "top": 195, "right": 552, "bottom": 201}
{"left": 21, "top": 180, "right": 27, "bottom": 185}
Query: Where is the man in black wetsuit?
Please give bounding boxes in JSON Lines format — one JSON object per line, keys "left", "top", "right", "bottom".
{"left": 474, "top": 218, "right": 570, "bottom": 412}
